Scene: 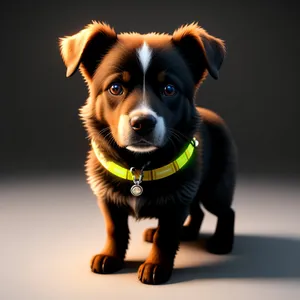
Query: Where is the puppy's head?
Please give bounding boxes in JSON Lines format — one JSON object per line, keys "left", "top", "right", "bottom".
{"left": 59, "top": 22, "right": 225, "bottom": 154}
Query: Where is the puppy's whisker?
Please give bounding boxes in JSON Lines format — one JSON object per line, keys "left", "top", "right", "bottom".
{"left": 168, "top": 130, "right": 184, "bottom": 144}
{"left": 169, "top": 128, "right": 191, "bottom": 144}
{"left": 99, "top": 127, "right": 110, "bottom": 135}
{"left": 167, "top": 136, "right": 177, "bottom": 153}
{"left": 169, "top": 131, "right": 182, "bottom": 143}
{"left": 105, "top": 133, "right": 114, "bottom": 146}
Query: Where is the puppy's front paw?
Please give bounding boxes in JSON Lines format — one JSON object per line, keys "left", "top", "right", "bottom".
{"left": 138, "top": 263, "right": 172, "bottom": 285}
{"left": 90, "top": 254, "right": 123, "bottom": 274}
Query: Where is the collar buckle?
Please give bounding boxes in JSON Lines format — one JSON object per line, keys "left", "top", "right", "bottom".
{"left": 130, "top": 167, "right": 143, "bottom": 184}
{"left": 192, "top": 137, "right": 199, "bottom": 147}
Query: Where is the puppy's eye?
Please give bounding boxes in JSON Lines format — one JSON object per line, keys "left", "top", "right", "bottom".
{"left": 109, "top": 83, "right": 123, "bottom": 96}
{"left": 163, "top": 84, "right": 177, "bottom": 96}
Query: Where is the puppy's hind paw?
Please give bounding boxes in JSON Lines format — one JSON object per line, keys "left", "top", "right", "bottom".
{"left": 90, "top": 254, "right": 123, "bottom": 274}
{"left": 143, "top": 226, "right": 199, "bottom": 243}
{"left": 206, "top": 236, "right": 234, "bottom": 255}
{"left": 143, "top": 227, "right": 157, "bottom": 243}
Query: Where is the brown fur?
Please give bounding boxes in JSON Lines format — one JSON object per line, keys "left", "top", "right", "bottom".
{"left": 59, "top": 21, "right": 237, "bottom": 285}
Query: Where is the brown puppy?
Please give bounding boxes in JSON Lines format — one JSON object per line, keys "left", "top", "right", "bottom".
{"left": 59, "top": 21, "right": 237, "bottom": 285}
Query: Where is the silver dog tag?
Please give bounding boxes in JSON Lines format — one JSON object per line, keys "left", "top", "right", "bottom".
{"left": 130, "top": 166, "right": 144, "bottom": 197}
{"left": 130, "top": 183, "right": 143, "bottom": 196}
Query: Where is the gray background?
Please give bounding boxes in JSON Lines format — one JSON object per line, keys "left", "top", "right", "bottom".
{"left": 1, "top": 2, "right": 300, "bottom": 299}
{"left": 1, "top": 0, "right": 299, "bottom": 177}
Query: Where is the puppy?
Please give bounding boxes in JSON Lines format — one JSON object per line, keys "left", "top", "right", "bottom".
{"left": 59, "top": 21, "right": 237, "bottom": 285}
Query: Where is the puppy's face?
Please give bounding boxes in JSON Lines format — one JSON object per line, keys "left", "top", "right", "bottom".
{"left": 59, "top": 22, "right": 225, "bottom": 154}
{"left": 89, "top": 37, "right": 198, "bottom": 153}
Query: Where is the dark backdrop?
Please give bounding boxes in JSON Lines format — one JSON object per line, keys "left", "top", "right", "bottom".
{"left": 1, "top": 0, "right": 299, "bottom": 178}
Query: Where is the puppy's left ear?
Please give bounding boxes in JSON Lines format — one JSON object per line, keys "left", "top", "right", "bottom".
{"left": 172, "top": 23, "right": 226, "bottom": 84}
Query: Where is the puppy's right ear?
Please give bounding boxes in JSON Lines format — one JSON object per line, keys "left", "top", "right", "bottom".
{"left": 59, "top": 21, "right": 117, "bottom": 82}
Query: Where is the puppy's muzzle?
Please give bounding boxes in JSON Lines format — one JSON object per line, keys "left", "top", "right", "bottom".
{"left": 130, "top": 115, "right": 157, "bottom": 136}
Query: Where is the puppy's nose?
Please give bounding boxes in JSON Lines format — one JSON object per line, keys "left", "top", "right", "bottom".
{"left": 130, "top": 115, "right": 157, "bottom": 135}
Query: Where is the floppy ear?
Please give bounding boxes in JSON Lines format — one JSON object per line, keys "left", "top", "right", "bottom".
{"left": 59, "top": 21, "right": 117, "bottom": 82}
{"left": 172, "top": 23, "right": 226, "bottom": 84}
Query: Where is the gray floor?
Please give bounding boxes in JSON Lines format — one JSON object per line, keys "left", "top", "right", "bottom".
{"left": 1, "top": 174, "right": 300, "bottom": 299}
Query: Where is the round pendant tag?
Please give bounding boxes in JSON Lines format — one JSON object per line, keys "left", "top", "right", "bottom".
{"left": 130, "top": 184, "right": 143, "bottom": 196}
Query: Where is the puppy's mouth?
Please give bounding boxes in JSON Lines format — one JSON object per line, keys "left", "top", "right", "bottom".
{"left": 126, "top": 139, "right": 158, "bottom": 153}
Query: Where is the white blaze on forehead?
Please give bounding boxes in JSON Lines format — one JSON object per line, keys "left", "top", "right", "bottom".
{"left": 137, "top": 42, "right": 152, "bottom": 73}
{"left": 137, "top": 42, "right": 152, "bottom": 104}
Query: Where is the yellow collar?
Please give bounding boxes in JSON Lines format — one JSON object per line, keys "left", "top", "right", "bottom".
{"left": 91, "top": 137, "right": 199, "bottom": 181}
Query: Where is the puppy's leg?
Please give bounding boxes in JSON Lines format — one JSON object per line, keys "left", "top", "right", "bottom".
{"left": 143, "top": 202, "right": 204, "bottom": 243}
{"left": 91, "top": 200, "right": 129, "bottom": 274}
{"left": 139, "top": 206, "right": 187, "bottom": 285}
{"left": 181, "top": 201, "right": 205, "bottom": 241}
{"left": 200, "top": 180, "right": 235, "bottom": 255}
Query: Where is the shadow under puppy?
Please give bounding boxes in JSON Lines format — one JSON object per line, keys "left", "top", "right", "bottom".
{"left": 59, "top": 21, "right": 237, "bottom": 285}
